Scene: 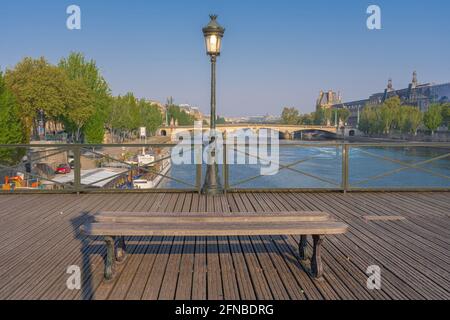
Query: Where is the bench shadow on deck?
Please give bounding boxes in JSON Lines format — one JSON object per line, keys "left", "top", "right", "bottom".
{"left": 0, "top": 192, "right": 449, "bottom": 300}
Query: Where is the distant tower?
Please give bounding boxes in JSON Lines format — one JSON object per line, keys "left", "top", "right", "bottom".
{"left": 387, "top": 78, "right": 394, "bottom": 92}
{"left": 408, "top": 71, "right": 419, "bottom": 104}
{"left": 383, "top": 78, "right": 396, "bottom": 102}
{"left": 412, "top": 71, "right": 418, "bottom": 88}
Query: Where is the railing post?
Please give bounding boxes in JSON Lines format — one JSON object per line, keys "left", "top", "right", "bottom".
{"left": 73, "top": 145, "right": 81, "bottom": 195}
{"left": 341, "top": 143, "right": 349, "bottom": 193}
{"left": 196, "top": 163, "right": 202, "bottom": 194}
{"left": 195, "top": 141, "right": 202, "bottom": 194}
{"left": 223, "top": 140, "right": 228, "bottom": 193}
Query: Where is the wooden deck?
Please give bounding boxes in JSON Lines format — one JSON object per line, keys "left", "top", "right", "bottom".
{"left": 0, "top": 192, "right": 449, "bottom": 300}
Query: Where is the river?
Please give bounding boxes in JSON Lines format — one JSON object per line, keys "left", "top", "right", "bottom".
{"left": 160, "top": 141, "right": 450, "bottom": 190}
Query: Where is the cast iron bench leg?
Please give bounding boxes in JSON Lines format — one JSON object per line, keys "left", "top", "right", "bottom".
{"left": 311, "top": 235, "right": 324, "bottom": 280}
{"left": 298, "top": 235, "right": 308, "bottom": 260}
{"left": 116, "top": 236, "right": 127, "bottom": 263}
{"left": 104, "top": 236, "right": 116, "bottom": 281}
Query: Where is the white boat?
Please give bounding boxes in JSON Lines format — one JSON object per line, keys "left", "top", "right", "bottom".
{"left": 137, "top": 154, "right": 155, "bottom": 166}
{"left": 133, "top": 179, "right": 154, "bottom": 189}
{"left": 132, "top": 157, "right": 172, "bottom": 189}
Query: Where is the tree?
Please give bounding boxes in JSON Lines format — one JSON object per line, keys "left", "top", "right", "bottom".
{"left": 0, "top": 71, "right": 26, "bottom": 164}
{"left": 167, "top": 105, "right": 195, "bottom": 126}
{"left": 281, "top": 107, "right": 300, "bottom": 125}
{"left": 399, "top": 106, "right": 422, "bottom": 135}
{"left": 441, "top": 103, "right": 450, "bottom": 129}
{"left": 423, "top": 104, "right": 443, "bottom": 135}
{"left": 216, "top": 116, "right": 227, "bottom": 125}
{"left": 59, "top": 53, "right": 112, "bottom": 143}
{"left": 5, "top": 57, "right": 71, "bottom": 139}
{"left": 323, "top": 108, "right": 333, "bottom": 126}
{"left": 84, "top": 112, "right": 106, "bottom": 143}
{"left": 359, "top": 105, "right": 385, "bottom": 135}
{"left": 337, "top": 108, "right": 351, "bottom": 125}
{"left": 61, "top": 79, "right": 96, "bottom": 142}
{"left": 107, "top": 93, "right": 163, "bottom": 141}
{"left": 378, "top": 97, "right": 400, "bottom": 134}
{"left": 359, "top": 106, "right": 375, "bottom": 134}
{"left": 113, "top": 93, "right": 140, "bottom": 139}
{"left": 313, "top": 108, "right": 326, "bottom": 125}
{"left": 138, "top": 99, "right": 163, "bottom": 136}
{"left": 298, "top": 113, "right": 314, "bottom": 125}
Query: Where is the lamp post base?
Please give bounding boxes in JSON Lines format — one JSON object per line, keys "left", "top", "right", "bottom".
{"left": 202, "top": 163, "right": 223, "bottom": 195}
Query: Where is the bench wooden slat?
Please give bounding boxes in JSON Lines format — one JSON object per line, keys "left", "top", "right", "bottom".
{"left": 94, "top": 211, "right": 331, "bottom": 224}
{"left": 81, "top": 221, "right": 348, "bottom": 237}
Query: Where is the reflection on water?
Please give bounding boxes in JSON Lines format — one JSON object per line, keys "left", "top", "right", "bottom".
{"left": 160, "top": 141, "right": 450, "bottom": 189}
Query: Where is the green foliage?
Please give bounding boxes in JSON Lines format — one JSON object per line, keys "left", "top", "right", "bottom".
{"left": 441, "top": 103, "right": 450, "bottom": 129}
{"left": 280, "top": 107, "right": 336, "bottom": 126}
{"left": 216, "top": 116, "right": 227, "bottom": 125}
{"left": 167, "top": 105, "right": 196, "bottom": 126}
{"left": 337, "top": 108, "right": 351, "bottom": 124}
{"left": 313, "top": 108, "right": 325, "bottom": 125}
{"left": 359, "top": 97, "right": 411, "bottom": 135}
{"left": 379, "top": 97, "right": 400, "bottom": 134}
{"left": 5, "top": 57, "right": 72, "bottom": 137}
{"left": 58, "top": 52, "right": 112, "bottom": 143}
{"left": 323, "top": 108, "right": 333, "bottom": 125}
{"left": 358, "top": 105, "right": 378, "bottom": 134}
{"left": 0, "top": 71, "right": 26, "bottom": 165}
{"left": 107, "top": 94, "right": 163, "bottom": 141}
{"left": 423, "top": 104, "right": 443, "bottom": 134}
{"left": 298, "top": 113, "right": 314, "bottom": 125}
{"left": 399, "top": 106, "right": 422, "bottom": 135}
{"left": 281, "top": 107, "right": 300, "bottom": 125}
{"left": 138, "top": 99, "right": 163, "bottom": 135}
{"left": 60, "top": 79, "right": 96, "bottom": 142}
{"left": 84, "top": 112, "right": 106, "bottom": 143}
{"left": 3, "top": 54, "right": 166, "bottom": 144}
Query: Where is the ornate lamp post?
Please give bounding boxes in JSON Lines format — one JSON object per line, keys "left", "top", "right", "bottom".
{"left": 202, "top": 15, "right": 225, "bottom": 195}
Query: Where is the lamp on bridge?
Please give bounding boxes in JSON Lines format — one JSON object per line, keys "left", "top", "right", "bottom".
{"left": 202, "top": 14, "right": 225, "bottom": 195}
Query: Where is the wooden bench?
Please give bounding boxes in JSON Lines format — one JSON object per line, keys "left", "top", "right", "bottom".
{"left": 81, "top": 211, "right": 348, "bottom": 281}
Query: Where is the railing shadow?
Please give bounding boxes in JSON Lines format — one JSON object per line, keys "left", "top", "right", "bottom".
{"left": 77, "top": 234, "right": 304, "bottom": 285}
{"left": 70, "top": 212, "right": 96, "bottom": 300}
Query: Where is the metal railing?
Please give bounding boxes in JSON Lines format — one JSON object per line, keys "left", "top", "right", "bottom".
{"left": 0, "top": 142, "right": 449, "bottom": 194}
{"left": 224, "top": 142, "right": 450, "bottom": 192}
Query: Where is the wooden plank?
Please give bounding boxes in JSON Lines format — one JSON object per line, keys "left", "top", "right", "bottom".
{"left": 305, "top": 193, "right": 448, "bottom": 299}
{"left": 363, "top": 216, "right": 407, "bottom": 221}
{"left": 95, "top": 211, "right": 331, "bottom": 223}
{"left": 0, "top": 192, "right": 449, "bottom": 301}
{"left": 82, "top": 221, "right": 348, "bottom": 237}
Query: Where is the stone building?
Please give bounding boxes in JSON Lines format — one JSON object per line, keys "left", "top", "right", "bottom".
{"left": 324, "top": 72, "right": 450, "bottom": 127}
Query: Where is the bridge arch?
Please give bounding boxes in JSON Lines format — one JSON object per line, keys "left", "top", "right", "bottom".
{"left": 157, "top": 124, "right": 338, "bottom": 140}
{"left": 291, "top": 129, "right": 337, "bottom": 140}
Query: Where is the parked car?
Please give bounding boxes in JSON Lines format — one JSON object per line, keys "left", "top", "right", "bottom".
{"left": 55, "top": 164, "right": 71, "bottom": 174}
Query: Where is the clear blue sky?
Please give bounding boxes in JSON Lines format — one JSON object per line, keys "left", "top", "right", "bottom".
{"left": 1, "top": 0, "right": 450, "bottom": 116}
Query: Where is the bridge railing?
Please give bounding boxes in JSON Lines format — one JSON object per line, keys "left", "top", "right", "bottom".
{"left": 224, "top": 142, "right": 450, "bottom": 192}
{"left": 0, "top": 142, "right": 449, "bottom": 193}
{"left": 0, "top": 143, "right": 200, "bottom": 194}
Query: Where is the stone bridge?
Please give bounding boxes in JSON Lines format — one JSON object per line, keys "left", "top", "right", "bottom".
{"left": 157, "top": 124, "right": 340, "bottom": 140}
